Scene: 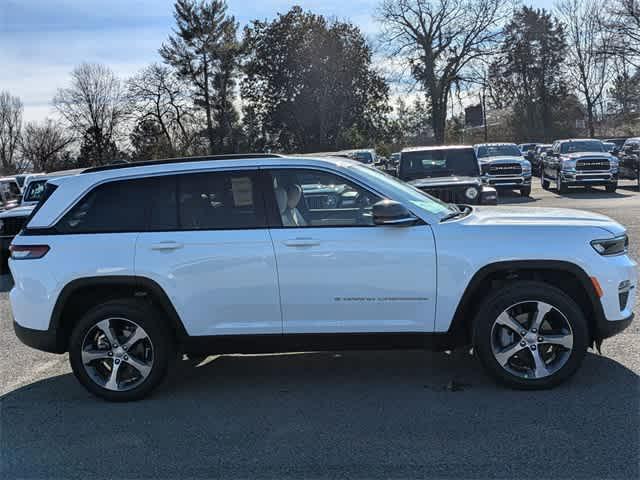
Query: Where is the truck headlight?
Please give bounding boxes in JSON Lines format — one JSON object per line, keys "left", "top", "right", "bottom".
{"left": 522, "top": 161, "right": 531, "bottom": 173}
{"left": 561, "top": 158, "right": 576, "bottom": 170}
{"left": 465, "top": 187, "right": 479, "bottom": 200}
{"left": 591, "top": 235, "right": 628, "bottom": 256}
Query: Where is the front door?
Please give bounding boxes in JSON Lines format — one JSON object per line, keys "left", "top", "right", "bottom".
{"left": 264, "top": 168, "right": 437, "bottom": 334}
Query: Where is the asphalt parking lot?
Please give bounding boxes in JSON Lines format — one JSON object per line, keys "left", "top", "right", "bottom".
{"left": 1, "top": 180, "right": 639, "bottom": 479}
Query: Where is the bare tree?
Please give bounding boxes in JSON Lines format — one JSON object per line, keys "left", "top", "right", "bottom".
{"left": 557, "top": 0, "right": 614, "bottom": 138}
{"left": 127, "top": 63, "right": 199, "bottom": 157}
{"left": 20, "top": 119, "right": 74, "bottom": 172}
{"left": 607, "top": 0, "right": 640, "bottom": 66}
{"left": 0, "top": 91, "right": 23, "bottom": 174}
{"left": 53, "top": 63, "right": 128, "bottom": 165}
{"left": 378, "top": 0, "right": 510, "bottom": 143}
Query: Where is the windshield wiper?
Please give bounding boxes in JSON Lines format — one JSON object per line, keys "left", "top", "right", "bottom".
{"left": 440, "top": 205, "right": 471, "bottom": 222}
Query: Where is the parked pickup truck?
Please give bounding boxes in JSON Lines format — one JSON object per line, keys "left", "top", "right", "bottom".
{"left": 475, "top": 143, "right": 532, "bottom": 197}
{"left": 398, "top": 146, "right": 497, "bottom": 205}
{"left": 541, "top": 139, "right": 618, "bottom": 193}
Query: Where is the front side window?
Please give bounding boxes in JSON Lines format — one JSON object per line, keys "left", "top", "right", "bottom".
{"left": 269, "top": 169, "right": 381, "bottom": 228}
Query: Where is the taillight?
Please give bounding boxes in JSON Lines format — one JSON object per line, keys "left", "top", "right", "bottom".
{"left": 9, "top": 244, "right": 50, "bottom": 260}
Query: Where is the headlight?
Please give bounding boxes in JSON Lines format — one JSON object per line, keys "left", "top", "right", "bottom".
{"left": 591, "top": 235, "right": 628, "bottom": 256}
{"left": 522, "top": 161, "right": 531, "bottom": 173}
{"left": 465, "top": 187, "right": 479, "bottom": 200}
{"left": 561, "top": 158, "right": 576, "bottom": 170}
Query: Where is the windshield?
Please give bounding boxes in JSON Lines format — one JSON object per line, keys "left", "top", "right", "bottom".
{"left": 23, "top": 180, "right": 47, "bottom": 202}
{"left": 476, "top": 144, "right": 522, "bottom": 158}
{"left": 353, "top": 164, "right": 453, "bottom": 215}
{"left": 400, "top": 149, "right": 479, "bottom": 179}
{"left": 560, "top": 140, "right": 604, "bottom": 154}
{"left": 349, "top": 151, "right": 373, "bottom": 164}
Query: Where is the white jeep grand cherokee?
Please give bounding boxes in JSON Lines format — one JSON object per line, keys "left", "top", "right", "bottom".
{"left": 9, "top": 154, "right": 637, "bottom": 401}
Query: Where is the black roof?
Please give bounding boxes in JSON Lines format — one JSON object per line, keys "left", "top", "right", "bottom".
{"left": 82, "top": 153, "right": 283, "bottom": 174}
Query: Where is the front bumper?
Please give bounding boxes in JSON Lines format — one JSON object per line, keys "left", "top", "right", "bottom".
{"left": 560, "top": 170, "right": 617, "bottom": 186}
{"left": 595, "top": 313, "right": 634, "bottom": 340}
{"left": 483, "top": 175, "right": 532, "bottom": 188}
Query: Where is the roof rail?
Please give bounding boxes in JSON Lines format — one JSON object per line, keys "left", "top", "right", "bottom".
{"left": 82, "top": 153, "right": 284, "bottom": 174}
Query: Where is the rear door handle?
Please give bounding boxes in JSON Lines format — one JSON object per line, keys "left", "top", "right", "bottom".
{"left": 150, "top": 241, "right": 183, "bottom": 251}
{"left": 283, "top": 238, "right": 320, "bottom": 247}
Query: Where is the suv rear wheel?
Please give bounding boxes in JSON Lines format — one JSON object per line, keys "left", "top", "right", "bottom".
{"left": 69, "top": 298, "right": 173, "bottom": 401}
{"left": 473, "top": 281, "right": 588, "bottom": 389}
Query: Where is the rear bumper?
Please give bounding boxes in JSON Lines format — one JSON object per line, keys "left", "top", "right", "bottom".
{"left": 13, "top": 321, "right": 65, "bottom": 353}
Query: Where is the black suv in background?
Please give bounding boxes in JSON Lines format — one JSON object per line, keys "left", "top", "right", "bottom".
{"left": 618, "top": 137, "right": 640, "bottom": 187}
{"left": 541, "top": 139, "right": 618, "bottom": 193}
{"left": 398, "top": 146, "right": 497, "bottom": 205}
{"left": 530, "top": 144, "right": 552, "bottom": 176}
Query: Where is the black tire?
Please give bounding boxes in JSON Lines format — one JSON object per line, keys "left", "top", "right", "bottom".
{"left": 69, "top": 298, "right": 174, "bottom": 401}
{"left": 473, "top": 281, "right": 589, "bottom": 390}
{"left": 541, "top": 174, "right": 550, "bottom": 190}
{"left": 605, "top": 183, "right": 617, "bottom": 193}
{"left": 557, "top": 174, "right": 568, "bottom": 194}
{"left": 520, "top": 186, "right": 531, "bottom": 197}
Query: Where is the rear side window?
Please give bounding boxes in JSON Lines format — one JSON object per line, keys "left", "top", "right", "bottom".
{"left": 177, "top": 171, "right": 264, "bottom": 230}
{"left": 57, "top": 178, "right": 157, "bottom": 233}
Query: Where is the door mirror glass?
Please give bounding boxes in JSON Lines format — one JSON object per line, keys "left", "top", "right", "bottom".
{"left": 372, "top": 200, "right": 417, "bottom": 226}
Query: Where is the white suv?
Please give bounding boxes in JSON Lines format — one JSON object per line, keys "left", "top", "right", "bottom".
{"left": 9, "top": 154, "right": 637, "bottom": 401}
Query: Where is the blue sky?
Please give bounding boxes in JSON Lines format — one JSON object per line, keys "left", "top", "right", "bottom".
{"left": 1, "top": 0, "right": 554, "bottom": 121}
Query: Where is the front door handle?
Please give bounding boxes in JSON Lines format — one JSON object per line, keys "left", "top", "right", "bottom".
{"left": 283, "top": 238, "right": 320, "bottom": 247}
{"left": 150, "top": 241, "right": 183, "bottom": 251}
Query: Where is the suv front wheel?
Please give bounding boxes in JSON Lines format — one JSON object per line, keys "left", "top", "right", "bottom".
{"left": 473, "top": 281, "right": 588, "bottom": 389}
{"left": 69, "top": 299, "right": 173, "bottom": 401}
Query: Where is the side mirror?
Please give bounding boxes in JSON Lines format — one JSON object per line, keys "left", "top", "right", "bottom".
{"left": 372, "top": 199, "right": 417, "bottom": 226}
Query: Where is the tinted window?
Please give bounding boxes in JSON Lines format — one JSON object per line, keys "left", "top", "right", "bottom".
{"left": 269, "top": 169, "right": 381, "bottom": 227}
{"left": 476, "top": 144, "right": 522, "bottom": 158}
{"left": 178, "top": 172, "right": 264, "bottom": 230}
{"left": 57, "top": 178, "right": 158, "bottom": 233}
{"left": 400, "top": 149, "right": 478, "bottom": 179}
{"left": 23, "top": 180, "right": 47, "bottom": 202}
{"left": 559, "top": 140, "right": 604, "bottom": 154}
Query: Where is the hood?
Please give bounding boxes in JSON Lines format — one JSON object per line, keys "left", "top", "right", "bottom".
{"left": 409, "top": 176, "right": 481, "bottom": 189}
{"left": 478, "top": 156, "right": 524, "bottom": 164}
{"left": 463, "top": 206, "right": 625, "bottom": 236}
{"left": 0, "top": 204, "right": 36, "bottom": 219}
{"left": 561, "top": 152, "right": 613, "bottom": 160}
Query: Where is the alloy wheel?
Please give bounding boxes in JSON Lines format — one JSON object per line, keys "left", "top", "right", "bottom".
{"left": 490, "top": 301, "right": 573, "bottom": 380}
{"left": 81, "top": 317, "right": 154, "bottom": 391}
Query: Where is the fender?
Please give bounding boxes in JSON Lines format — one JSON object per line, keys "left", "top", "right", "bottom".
{"left": 448, "top": 260, "right": 605, "bottom": 341}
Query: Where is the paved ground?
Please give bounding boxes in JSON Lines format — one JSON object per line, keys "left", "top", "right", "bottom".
{"left": 1, "top": 181, "right": 639, "bottom": 479}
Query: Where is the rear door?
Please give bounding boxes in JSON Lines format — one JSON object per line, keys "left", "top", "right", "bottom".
{"left": 134, "top": 170, "right": 282, "bottom": 337}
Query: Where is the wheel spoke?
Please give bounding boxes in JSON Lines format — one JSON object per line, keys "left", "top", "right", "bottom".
{"left": 96, "top": 319, "right": 118, "bottom": 346}
{"left": 494, "top": 342, "right": 527, "bottom": 366}
{"left": 81, "top": 349, "right": 110, "bottom": 364}
{"left": 495, "top": 311, "right": 524, "bottom": 336}
{"left": 105, "top": 360, "right": 122, "bottom": 390}
{"left": 531, "top": 349, "right": 550, "bottom": 378}
{"left": 531, "top": 302, "right": 552, "bottom": 331}
{"left": 542, "top": 333, "right": 573, "bottom": 349}
{"left": 124, "top": 355, "right": 152, "bottom": 378}
{"left": 121, "top": 327, "right": 147, "bottom": 351}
